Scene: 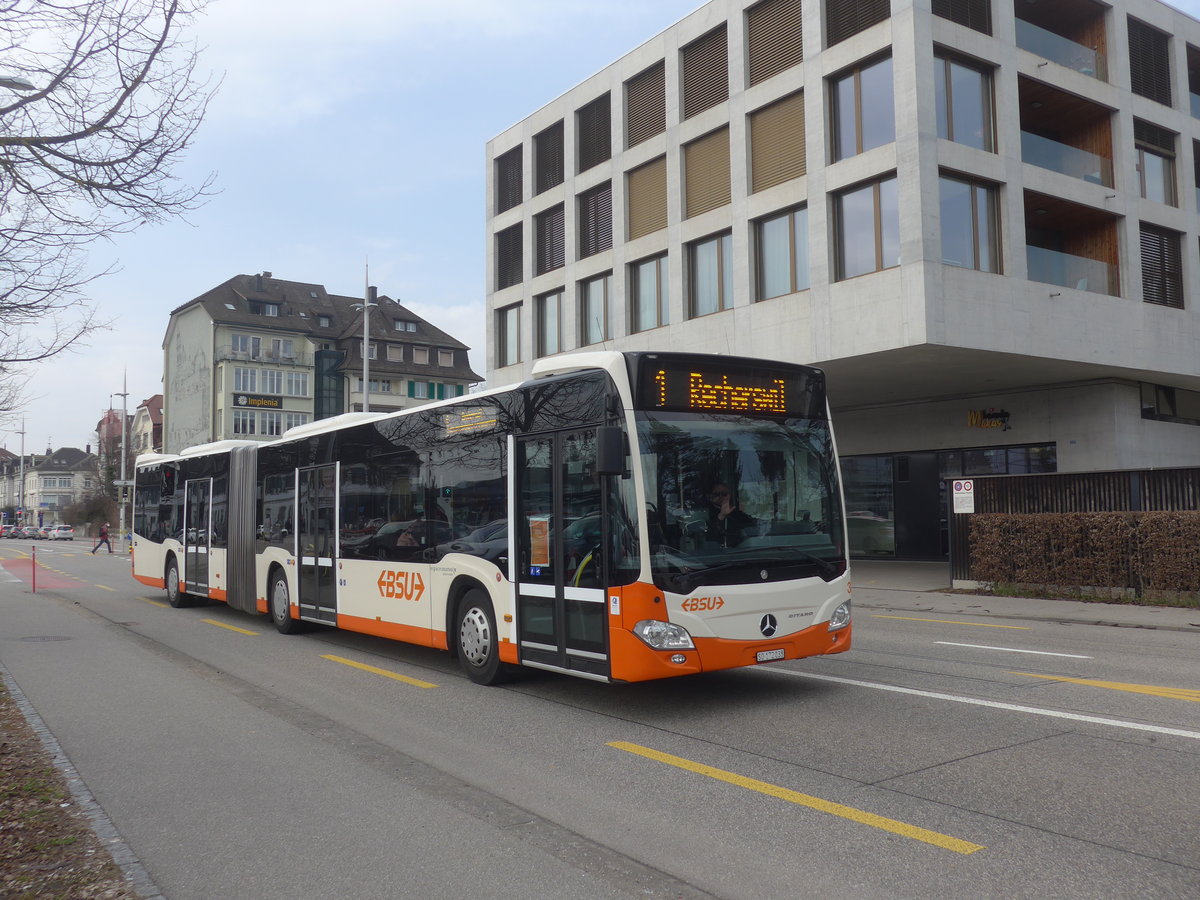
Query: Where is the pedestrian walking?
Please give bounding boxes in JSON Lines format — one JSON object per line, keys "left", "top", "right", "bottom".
{"left": 92, "top": 522, "right": 112, "bottom": 555}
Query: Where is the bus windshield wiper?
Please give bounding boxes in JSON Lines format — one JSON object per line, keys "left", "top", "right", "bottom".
{"left": 664, "top": 547, "right": 837, "bottom": 592}
{"left": 741, "top": 545, "right": 839, "bottom": 579}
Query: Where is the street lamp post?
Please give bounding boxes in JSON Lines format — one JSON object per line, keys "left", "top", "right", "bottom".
{"left": 112, "top": 381, "right": 129, "bottom": 552}
{"left": 353, "top": 285, "right": 378, "bottom": 413}
{"left": 16, "top": 419, "right": 25, "bottom": 525}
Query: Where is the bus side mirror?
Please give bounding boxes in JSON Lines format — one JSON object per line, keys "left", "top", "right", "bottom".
{"left": 596, "top": 426, "right": 624, "bottom": 476}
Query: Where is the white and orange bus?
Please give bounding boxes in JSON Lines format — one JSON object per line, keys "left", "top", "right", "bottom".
{"left": 132, "top": 351, "right": 851, "bottom": 684}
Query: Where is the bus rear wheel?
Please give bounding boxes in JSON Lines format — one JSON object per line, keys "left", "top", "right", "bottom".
{"left": 456, "top": 590, "right": 509, "bottom": 685}
{"left": 269, "top": 569, "right": 304, "bottom": 635}
{"left": 165, "top": 558, "right": 190, "bottom": 608}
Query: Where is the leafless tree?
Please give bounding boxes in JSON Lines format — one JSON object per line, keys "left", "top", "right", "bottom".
{"left": 0, "top": 0, "right": 215, "bottom": 413}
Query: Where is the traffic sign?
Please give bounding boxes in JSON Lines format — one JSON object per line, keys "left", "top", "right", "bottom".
{"left": 952, "top": 479, "right": 975, "bottom": 514}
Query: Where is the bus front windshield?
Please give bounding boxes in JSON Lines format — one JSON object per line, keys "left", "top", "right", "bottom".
{"left": 636, "top": 411, "right": 845, "bottom": 592}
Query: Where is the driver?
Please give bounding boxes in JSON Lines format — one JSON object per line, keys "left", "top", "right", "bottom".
{"left": 706, "top": 482, "right": 755, "bottom": 548}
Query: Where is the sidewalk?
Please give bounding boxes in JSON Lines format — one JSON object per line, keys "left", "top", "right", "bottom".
{"left": 851, "top": 559, "right": 1200, "bottom": 633}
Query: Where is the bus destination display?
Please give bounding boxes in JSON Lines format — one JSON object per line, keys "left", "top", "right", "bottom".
{"left": 637, "top": 357, "right": 821, "bottom": 417}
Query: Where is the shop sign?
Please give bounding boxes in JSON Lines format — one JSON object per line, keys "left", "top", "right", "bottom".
{"left": 234, "top": 394, "right": 283, "bottom": 409}
{"left": 968, "top": 408, "right": 1010, "bottom": 430}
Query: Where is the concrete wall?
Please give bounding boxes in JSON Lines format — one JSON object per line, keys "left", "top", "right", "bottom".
{"left": 163, "top": 306, "right": 213, "bottom": 454}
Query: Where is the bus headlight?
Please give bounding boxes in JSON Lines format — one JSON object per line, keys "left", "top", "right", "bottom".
{"left": 828, "top": 600, "right": 851, "bottom": 631}
{"left": 633, "top": 619, "right": 695, "bottom": 650}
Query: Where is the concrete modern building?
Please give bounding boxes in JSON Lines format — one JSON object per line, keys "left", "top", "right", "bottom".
{"left": 485, "top": 0, "right": 1200, "bottom": 559}
{"left": 163, "top": 273, "right": 482, "bottom": 453}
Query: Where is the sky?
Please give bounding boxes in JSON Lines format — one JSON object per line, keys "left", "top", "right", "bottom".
{"left": 2, "top": 0, "right": 1200, "bottom": 456}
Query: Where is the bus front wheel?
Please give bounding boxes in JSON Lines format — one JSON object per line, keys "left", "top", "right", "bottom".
{"left": 165, "top": 558, "right": 190, "bottom": 608}
{"left": 269, "top": 569, "right": 304, "bottom": 635}
{"left": 456, "top": 590, "right": 509, "bottom": 686}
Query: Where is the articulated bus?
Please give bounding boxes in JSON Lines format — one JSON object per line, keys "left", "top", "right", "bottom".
{"left": 132, "top": 351, "right": 851, "bottom": 684}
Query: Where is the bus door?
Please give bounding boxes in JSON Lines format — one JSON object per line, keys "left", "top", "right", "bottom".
{"left": 183, "top": 478, "right": 211, "bottom": 595}
{"left": 297, "top": 464, "right": 338, "bottom": 625}
{"left": 515, "top": 430, "right": 610, "bottom": 680}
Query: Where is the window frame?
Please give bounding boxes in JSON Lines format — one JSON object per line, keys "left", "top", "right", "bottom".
{"left": 830, "top": 54, "right": 894, "bottom": 161}
{"left": 496, "top": 303, "right": 521, "bottom": 367}
{"left": 578, "top": 273, "right": 612, "bottom": 346}
{"left": 834, "top": 174, "right": 900, "bottom": 281}
{"left": 938, "top": 173, "right": 1000, "bottom": 273}
{"left": 536, "top": 289, "right": 563, "bottom": 357}
{"left": 934, "top": 52, "right": 995, "bottom": 152}
{"left": 755, "top": 206, "right": 810, "bottom": 300}
{"left": 629, "top": 254, "right": 669, "bottom": 333}
{"left": 687, "top": 231, "right": 733, "bottom": 318}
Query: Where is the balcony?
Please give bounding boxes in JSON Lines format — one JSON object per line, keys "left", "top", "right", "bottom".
{"left": 1016, "top": 18, "right": 1106, "bottom": 80}
{"left": 1024, "top": 191, "right": 1120, "bottom": 297}
{"left": 1021, "top": 131, "right": 1112, "bottom": 187}
{"left": 215, "top": 345, "right": 313, "bottom": 367}
{"left": 1026, "top": 246, "right": 1117, "bottom": 295}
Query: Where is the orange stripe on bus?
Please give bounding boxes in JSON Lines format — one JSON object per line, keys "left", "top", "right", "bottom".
{"left": 335, "top": 613, "right": 439, "bottom": 649}
{"left": 132, "top": 573, "right": 165, "bottom": 589}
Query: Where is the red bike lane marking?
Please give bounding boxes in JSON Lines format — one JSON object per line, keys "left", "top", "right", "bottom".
{"left": 1, "top": 558, "right": 82, "bottom": 590}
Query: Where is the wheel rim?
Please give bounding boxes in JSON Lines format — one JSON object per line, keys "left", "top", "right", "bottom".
{"left": 459, "top": 606, "right": 492, "bottom": 668}
{"left": 166, "top": 565, "right": 179, "bottom": 603}
{"left": 272, "top": 578, "right": 289, "bottom": 624}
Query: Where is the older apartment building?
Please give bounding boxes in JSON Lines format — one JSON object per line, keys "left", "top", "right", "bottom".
{"left": 164, "top": 273, "right": 482, "bottom": 453}
{"left": 485, "top": 0, "right": 1200, "bottom": 559}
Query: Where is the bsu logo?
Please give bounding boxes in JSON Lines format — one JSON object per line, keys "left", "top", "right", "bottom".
{"left": 377, "top": 570, "right": 425, "bottom": 602}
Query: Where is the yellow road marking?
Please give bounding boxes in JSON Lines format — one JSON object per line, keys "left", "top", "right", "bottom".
{"left": 202, "top": 618, "right": 259, "bottom": 636}
{"left": 95, "top": 584, "right": 116, "bottom": 592}
{"left": 321, "top": 654, "right": 437, "bottom": 689}
{"left": 140, "top": 597, "right": 169, "bottom": 608}
{"left": 1011, "top": 672, "right": 1200, "bottom": 702}
{"left": 872, "top": 614, "right": 1029, "bottom": 630}
{"left": 608, "top": 741, "right": 984, "bottom": 855}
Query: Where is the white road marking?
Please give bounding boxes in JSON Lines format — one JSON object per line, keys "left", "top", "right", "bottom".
{"left": 774, "top": 670, "right": 1200, "bottom": 740}
{"left": 935, "top": 641, "right": 1092, "bottom": 659}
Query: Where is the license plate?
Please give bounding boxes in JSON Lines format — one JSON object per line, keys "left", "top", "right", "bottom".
{"left": 756, "top": 648, "right": 786, "bottom": 663}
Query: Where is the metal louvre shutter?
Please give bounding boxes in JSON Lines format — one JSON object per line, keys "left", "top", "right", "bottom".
{"left": 627, "top": 156, "right": 668, "bottom": 239}
{"left": 1140, "top": 223, "right": 1183, "bottom": 308}
{"left": 534, "top": 121, "right": 564, "bottom": 194}
{"left": 747, "top": 0, "right": 803, "bottom": 87}
{"left": 682, "top": 25, "right": 729, "bottom": 119}
{"left": 1134, "top": 119, "right": 1175, "bottom": 155}
{"left": 931, "top": 0, "right": 991, "bottom": 35}
{"left": 495, "top": 224, "right": 522, "bottom": 290}
{"left": 577, "top": 93, "right": 612, "bottom": 174}
{"left": 750, "top": 91, "right": 806, "bottom": 193}
{"left": 626, "top": 62, "right": 666, "bottom": 148}
{"left": 535, "top": 204, "right": 565, "bottom": 274}
{"left": 1128, "top": 18, "right": 1172, "bottom": 107}
{"left": 826, "top": 0, "right": 890, "bottom": 47}
{"left": 495, "top": 146, "right": 522, "bottom": 213}
{"left": 578, "top": 182, "right": 613, "bottom": 258}
{"left": 684, "top": 127, "right": 731, "bottom": 218}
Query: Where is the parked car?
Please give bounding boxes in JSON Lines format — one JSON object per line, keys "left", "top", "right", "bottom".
{"left": 47, "top": 524, "right": 75, "bottom": 541}
{"left": 357, "top": 519, "right": 460, "bottom": 560}
{"left": 1, "top": 524, "right": 15, "bottom": 538}
{"left": 436, "top": 519, "right": 508, "bottom": 563}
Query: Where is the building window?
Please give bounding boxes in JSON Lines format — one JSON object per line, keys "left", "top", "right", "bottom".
{"left": 248, "top": 301, "right": 279, "bottom": 317}
{"left": 688, "top": 232, "right": 733, "bottom": 317}
{"left": 682, "top": 25, "right": 728, "bottom": 119}
{"left": 932, "top": 0, "right": 991, "bottom": 35}
{"left": 684, "top": 127, "right": 731, "bottom": 218}
{"left": 438, "top": 349, "right": 453, "bottom": 366}
{"left": 576, "top": 93, "right": 611, "bottom": 173}
{"left": 578, "top": 274, "right": 611, "bottom": 346}
{"left": 939, "top": 175, "right": 999, "bottom": 273}
{"left": 413, "top": 346, "right": 429, "bottom": 365}
{"left": 363, "top": 342, "right": 377, "bottom": 360}
{"left": 262, "top": 369, "right": 283, "bottom": 394}
{"left": 233, "top": 367, "right": 256, "bottom": 392}
{"left": 747, "top": 0, "right": 803, "bottom": 87}
{"left": 750, "top": 91, "right": 806, "bottom": 193}
{"left": 412, "top": 381, "right": 428, "bottom": 399}
{"left": 534, "top": 120, "right": 564, "bottom": 194}
{"left": 261, "top": 412, "right": 282, "bottom": 437}
{"left": 270, "top": 338, "right": 294, "bottom": 359}
{"left": 1140, "top": 223, "right": 1183, "bottom": 309}
{"left": 536, "top": 290, "right": 563, "bottom": 357}
{"left": 630, "top": 255, "right": 669, "bottom": 332}
{"left": 627, "top": 156, "right": 667, "bottom": 240}
{"left": 535, "top": 203, "right": 566, "bottom": 274}
{"left": 831, "top": 55, "right": 894, "bottom": 161}
{"left": 495, "top": 145, "right": 522, "bottom": 213}
{"left": 935, "top": 54, "right": 994, "bottom": 152}
{"left": 285, "top": 413, "right": 309, "bottom": 430}
{"left": 232, "top": 410, "right": 256, "bottom": 435}
{"left": 495, "top": 223, "right": 522, "bottom": 290}
{"left": 756, "top": 206, "right": 810, "bottom": 300}
{"left": 285, "top": 372, "right": 309, "bottom": 397}
{"left": 826, "top": 0, "right": 889, "bottom": 48}
{"left": 578, "top": 182, "right": 612, "bottom": 258}
{"left": 393, "top": 319, "right": 416, "bottom": 332}
{"left": 1128, "top": 18, "right": 1171, "bottom": 107}
{"left": 386, "top": 344, "right": 403, "bottom": 362}
{"left": 1142, "top": 383, "right": 1200, "bottom": 425}
{"left": 1134, "top": 120, "right": 1177, "bottom": 206}
{"left": 231, "top": 334, "right": 261, "bottom": 358}
{"left": 626, "top": 61, "right": 666, "bottom": 149}
{"left": 496, "top": 304, "right": 520, "bottom": 367}
{"left": 835, "top": 175, "right": 899, "bottom": 280}
{"left": 318, "top": 315, "right": 331, "bottom": 327}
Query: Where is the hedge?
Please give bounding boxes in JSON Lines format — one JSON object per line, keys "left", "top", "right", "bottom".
{"left": 969, "top": 512, "right": 1200, "bottom": 605}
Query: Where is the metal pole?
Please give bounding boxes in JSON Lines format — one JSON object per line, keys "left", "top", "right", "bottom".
{"left": 114, "top": 379, "right": 129, "bottom": 554}
{"left": 17, "top": 419, "right": 24, "bottom": 526}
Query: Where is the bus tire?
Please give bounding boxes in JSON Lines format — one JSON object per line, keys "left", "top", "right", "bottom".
{"left": 165, "top": 557, "right": 190, "bottom": 608}
{"left": 456, "top": 589, "right": 509, "bottom": 685}
{"left": 269, "top": 568, "right": 304, "bottom": 635}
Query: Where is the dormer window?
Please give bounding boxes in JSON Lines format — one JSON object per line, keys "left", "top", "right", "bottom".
{"left": 394, "top": 319, "right": 417, "bottom": 332}
{"left": 249, "top": 301, "right": 279, "bottom": 317}
{"left": 318, "top": 315, "right": 332, "bottom": 327}
{"left": 438, "top": 349, "right": 454, "bottom": 366}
